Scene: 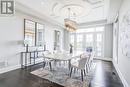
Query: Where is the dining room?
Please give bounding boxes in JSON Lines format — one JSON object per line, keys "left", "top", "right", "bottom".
{"left": 0, "top": 0, "right": 129, "bottom": 87}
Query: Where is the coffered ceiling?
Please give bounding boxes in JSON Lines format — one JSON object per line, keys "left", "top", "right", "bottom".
{"left": 15, "top": 0, "right": 122, "bottom": 26}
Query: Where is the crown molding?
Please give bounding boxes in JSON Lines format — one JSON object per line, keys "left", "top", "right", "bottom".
{"left": 15, "top": 1, "right": 64, "bottom": 29}
{"left": 78, "top": 19, "right": 107, "bottom": 28}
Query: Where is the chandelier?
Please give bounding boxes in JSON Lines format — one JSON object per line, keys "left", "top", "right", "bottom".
{"left": 64, "top": 8, "right": 77, "bottom": 32}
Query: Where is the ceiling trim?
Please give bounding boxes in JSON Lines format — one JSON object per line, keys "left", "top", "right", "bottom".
{"left": 107, "top": 0, "right": 122, "bottom": 23}
{"left": 15, "top": 1, "right": 64, "bottom": 28}
{"left": 86, "top": 0, "right": 103, "bottom": 4}
{"left": 78, "top": 19, "right": 107, "bottom": 28}
{"left": 59, "top": 4, "right": 84, "bottom": 17}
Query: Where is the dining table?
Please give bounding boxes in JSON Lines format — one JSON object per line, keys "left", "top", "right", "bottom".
{"left": 43, "top": 51, "right": 84, "bottom": 70}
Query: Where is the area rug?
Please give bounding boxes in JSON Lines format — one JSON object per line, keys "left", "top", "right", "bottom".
{"left": 31, "top": 62, "right": 96, "bottom": 87}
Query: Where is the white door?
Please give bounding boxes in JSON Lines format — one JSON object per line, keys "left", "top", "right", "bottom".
{"left": 95, "top": 33, "right": 104, "bottom": 57}
{"left": 76, "top": 34, "right": 83, "bottom": 51}
{"left": 85, "top": 33, "right": 94, "bottom": 51}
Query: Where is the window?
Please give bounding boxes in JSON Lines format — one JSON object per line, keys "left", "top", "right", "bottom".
{"left": 76, "top": 35, "right": 83, "bottom": 50}
{"left": 97, "top": 33, "right": 102, "bottom": 42}
{"left": 86, "top": 34, "right": 94, "bottom": 49}
{"left": 96, "top": 27, "right": 104, "bottom": 31}
{"left": 76, "top": 26, "right": 104, "bottom": 33}
{"left": 70, "top": 26, "right": 104, "bottom": 57}
{"left": 96, "top": 33, "right": 103, "bottom": 57}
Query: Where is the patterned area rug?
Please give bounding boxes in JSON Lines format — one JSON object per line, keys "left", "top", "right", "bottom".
{"left": 31, "top": 62, "right": 96, "bottom": 87}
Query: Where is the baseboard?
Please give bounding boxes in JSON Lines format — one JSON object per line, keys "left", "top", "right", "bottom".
{"left": 0, "top": 65, "right": 21, "bottom": 74}
{"left": 94, "top": 57, "right": 112, "bottom": 61}
{"left": 112, "top": 60, "right": 129, "bottom": 87}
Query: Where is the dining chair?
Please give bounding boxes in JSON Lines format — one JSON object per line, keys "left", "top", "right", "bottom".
{"left": 42, "top": 51, "right": 53, "bottom": 70}
{"left": 88, "top": 52, "right": 95, "bottom": 71}
{"left": 70, "top": 53, "right": 89, "bottom": 81}
{"left": 80, "top": 53, "right": 91, "bottom": 74}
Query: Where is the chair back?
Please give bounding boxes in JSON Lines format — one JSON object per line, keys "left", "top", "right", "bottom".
{"left": 78, "top": 58, "right": 87, "bottom": 69}
{"left": 89, "top": 52, "right": 95, "bottom": 62}
{"left": 80, "top": 53, "right": 91, "bottom": 62}
{"left": 78, "top": 53, "right": 89, "bottom": 69}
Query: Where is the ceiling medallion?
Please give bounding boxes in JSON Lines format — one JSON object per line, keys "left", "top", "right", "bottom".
{"left": 53, "top": 3, "right": 92, "bottom": 18}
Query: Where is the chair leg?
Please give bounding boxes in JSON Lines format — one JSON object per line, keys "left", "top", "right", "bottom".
{"left": 59, "top": 61, "right": 61, "bottom": 66}
{"left": 70, "top": 67, "right": 73, "bottom": 77}
{"left": 86, "top": 64, "right": 89, "bottom": 73}
{"left": 81, "top": 70, "right": 84, "bottom": 81}
{"left": 89, "top": 61, "right": 93, "bottom": 70}
{"left": 74, "top": 68, "right": 76, "bottom": 73}
{"left": 68, "top": 60, "right": 71, "bottom": 70}
{"left": 49, "top": 62, "right": 52, "bottom": 70}
{"left": 88, "top": 63, "right": 91, "bottom": 71}
{"left": 84, "top": 69, "right": 86, "bottom": 76}
{"left": 91, "top": 61, "right": 94, "bottom": 68}
{"left": 90, "top": 62, "right": 93, "bottom": 70}
{"left": 43, "top": 62, "right": 46, "bottom": 69}
{"left": 54, "top": 60, "right": 57, "bottom": 66}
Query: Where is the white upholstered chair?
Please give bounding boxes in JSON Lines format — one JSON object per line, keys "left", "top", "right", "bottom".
{"left": 87, "top": 52, "right": 95, "bottom": 71}
{"left": 70, "top": 53, "right": 90, "bottom": 81}
{"left": 42, "top": 51, "right": 54, "bottom": 70}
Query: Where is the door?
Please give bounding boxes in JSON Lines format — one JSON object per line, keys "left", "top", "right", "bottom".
{"left": 76, "top": 34, "right": 83, "bottom": 51}
{"left": 85, "top": 33, "right": 94, "bottom": 51}
{"left": 95, "top": 33, "right": 104, "bottom": 57}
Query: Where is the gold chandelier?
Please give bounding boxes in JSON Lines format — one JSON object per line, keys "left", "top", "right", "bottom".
{"left": 64, "top": 8, "right": 77, "bottom": 32}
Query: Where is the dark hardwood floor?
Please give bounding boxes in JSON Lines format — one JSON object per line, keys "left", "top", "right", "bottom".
{"left": 89, "top": 61, "right": 124, "bottom": 87}
{"left": 0, "top": 60, "right": 123, "bottom": 87}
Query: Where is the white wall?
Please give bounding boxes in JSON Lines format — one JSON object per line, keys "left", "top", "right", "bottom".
{"left": 104, "top": 24, "right": 113, "bottom": 59}
{"left": 0, "top": 11, "right": 64, "bottom": 73}
{"left": 113, "top": 19, "right": 119, "bottom": 64}
{"left": 113, "top": 0, "right": 130, "bottom": 87}
{"left": 0, "top": 14, "right": 23, "bottom": 73}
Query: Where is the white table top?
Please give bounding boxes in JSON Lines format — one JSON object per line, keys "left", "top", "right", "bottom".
{"left": 44, "top": 51, "right": 83, "bottom": 61}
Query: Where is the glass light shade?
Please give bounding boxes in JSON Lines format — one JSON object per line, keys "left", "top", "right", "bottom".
{"left": 64, "top": 18, "right": 77, "bottom": 32}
